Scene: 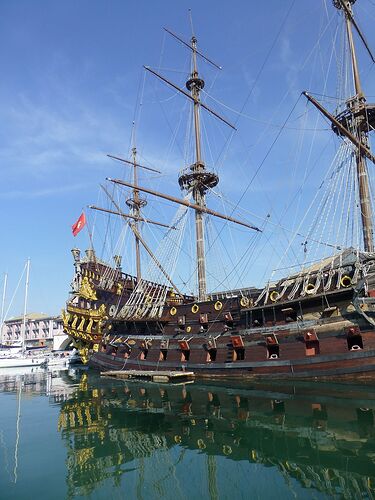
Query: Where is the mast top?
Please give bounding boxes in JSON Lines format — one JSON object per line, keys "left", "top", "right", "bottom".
{"left": 333, "top": 0, "right": 356, "bottom": 8}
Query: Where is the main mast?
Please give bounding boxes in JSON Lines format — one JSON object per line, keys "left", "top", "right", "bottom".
{"left": 178, "top": 36, "right": 219, "bottom": 301}
{"left": 333, "top": 0, "right": 375, "bottom": 252}
{"left": 137, "top": 30, "right": 260, "bottom": 301}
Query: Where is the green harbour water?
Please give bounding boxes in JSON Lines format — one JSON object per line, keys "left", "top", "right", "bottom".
{"left": 1, "top": 368, "right": 375, "bottom": 499}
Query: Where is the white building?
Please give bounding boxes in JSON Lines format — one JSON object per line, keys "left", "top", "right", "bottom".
{"left": 1, "top": 313, "right": 65, "bottom": 348}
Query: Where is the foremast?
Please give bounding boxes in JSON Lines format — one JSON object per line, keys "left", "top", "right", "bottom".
{"left": 102, "top": 153, "right": 163, "bottom": 281}
{"left": 126, "top": 147, "right": 147, "bottom": 281}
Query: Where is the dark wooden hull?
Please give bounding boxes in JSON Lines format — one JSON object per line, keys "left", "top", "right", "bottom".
{"left": 89, "top": 327, "right": 375, "bottom": 380}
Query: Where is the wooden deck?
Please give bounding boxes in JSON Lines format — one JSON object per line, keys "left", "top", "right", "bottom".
{"left": 101, "top": 369, "right": 195, "bottom": 383}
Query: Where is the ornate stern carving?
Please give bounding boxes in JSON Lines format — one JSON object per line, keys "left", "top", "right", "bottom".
{"left": 62, "top": 302, "right": 109, "bottom": 363}
{"left": 116, "top": 282, "right": 123, "bottom": 295}
{"left": 78, "top": 276, "right": 98, "bottom": 301}
{"left": 62, "top": 309, "right": 70, "bottom": 328}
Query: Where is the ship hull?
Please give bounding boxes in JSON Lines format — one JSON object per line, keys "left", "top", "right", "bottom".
{"left": 89, "top": 353, "right": 375, "bottom": 380}
{"left": 67, "top": 251, "right": 375, "bottom": 381}
{"left": 88, "top": 325, "right": 375, "bottom": 381}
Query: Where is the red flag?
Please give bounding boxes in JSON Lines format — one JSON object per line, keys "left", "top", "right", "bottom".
{"left": 72, "top": 212, "right": 86, "bottom": 237}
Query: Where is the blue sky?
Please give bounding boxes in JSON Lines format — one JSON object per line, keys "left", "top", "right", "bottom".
{"left": 1, "top": 0, "right": 375, "bottom": 316}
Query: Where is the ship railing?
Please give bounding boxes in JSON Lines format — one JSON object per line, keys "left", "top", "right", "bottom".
{"left": 208, "top": 287, "right": 259, "bottom": 301}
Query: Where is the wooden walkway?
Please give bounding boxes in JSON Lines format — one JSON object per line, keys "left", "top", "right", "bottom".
{"left": 101, "top": 370, "right": 195, "bottom": 383}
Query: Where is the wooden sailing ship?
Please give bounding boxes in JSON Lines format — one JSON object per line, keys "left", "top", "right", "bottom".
{"left": 63, "top": 0, "right": 375, "bottom": 379}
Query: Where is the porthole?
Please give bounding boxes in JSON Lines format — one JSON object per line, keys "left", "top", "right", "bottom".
{"left": 270, "top": 291, "right": 279, "bottom": 302}
{"left": 240, "top": 297, "right": 249, "bottom": 307}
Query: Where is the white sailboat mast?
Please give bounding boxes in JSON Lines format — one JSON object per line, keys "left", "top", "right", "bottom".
{"left": 21, "top": 259, "right": 30, "bottom": 349}
{"left": 0, "top": 273, "right": 8, "bottom": 344}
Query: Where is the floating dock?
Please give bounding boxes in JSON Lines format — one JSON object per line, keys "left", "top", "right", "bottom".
{"left": 101, "top": 370, "right": 195, "bottom": 384}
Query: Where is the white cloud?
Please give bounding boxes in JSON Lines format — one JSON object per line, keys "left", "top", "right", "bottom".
{"left": 0, "top": 182, "right": 89, "bottom": 200}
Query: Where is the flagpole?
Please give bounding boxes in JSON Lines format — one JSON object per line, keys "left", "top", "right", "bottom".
{"left": 83, "top": 210, "right": 98, "bottom": 267}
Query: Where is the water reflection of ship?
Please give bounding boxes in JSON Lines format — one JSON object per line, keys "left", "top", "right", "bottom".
{"left": 58, "top": 374, "right": 375, "bottom": 498}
